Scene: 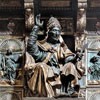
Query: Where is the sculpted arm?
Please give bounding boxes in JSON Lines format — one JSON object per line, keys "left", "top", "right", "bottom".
{"left": 27, "top": 15, "right": 47, "bottom": 62}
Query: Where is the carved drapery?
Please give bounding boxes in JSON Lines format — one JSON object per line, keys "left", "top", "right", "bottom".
{"left": 75, "top": 0, "right": 87, "bottom": 50}
{"left": 24, "top": 0, "right": 34, "bottom": 31}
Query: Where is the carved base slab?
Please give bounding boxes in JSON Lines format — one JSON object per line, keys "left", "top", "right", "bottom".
{"left": 23, "top": 97, "right": 85, "bottom": 100}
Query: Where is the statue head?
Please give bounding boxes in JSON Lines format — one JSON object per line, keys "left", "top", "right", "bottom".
{"left": 6, "top": 48, "right": 13, "bottom": 55}
{"left": 47, "top": 17, "right": 61, "bottom": 43}
{"left": 6, "top": 46, "right": 14, "bottom": 55}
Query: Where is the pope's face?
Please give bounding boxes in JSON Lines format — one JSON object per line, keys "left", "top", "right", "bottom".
{"left": 48, "top": 27, "right": 61, "bottom": 42}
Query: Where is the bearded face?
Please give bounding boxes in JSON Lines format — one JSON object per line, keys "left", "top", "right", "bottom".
{"left": 48, "top": 26, "right": 61, "bottom": 43}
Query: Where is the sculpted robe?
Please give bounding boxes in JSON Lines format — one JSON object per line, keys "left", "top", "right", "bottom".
{"left": 25, "top": 26, "right": 85, "bottom": 97}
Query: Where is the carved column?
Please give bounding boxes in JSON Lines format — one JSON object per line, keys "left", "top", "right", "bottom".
{"left": 24, "top": 0, "right": 34, "bottom": 31}
{"left": 75, "top": 0, "right": 87, "bottom": 50}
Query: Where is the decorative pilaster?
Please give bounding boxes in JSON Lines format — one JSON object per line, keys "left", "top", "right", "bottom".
{"left": 75, "top": 0, "right": 87, "bottom": 50}
{"left": 24, "top": 0, "right": 34, "bottom": 31}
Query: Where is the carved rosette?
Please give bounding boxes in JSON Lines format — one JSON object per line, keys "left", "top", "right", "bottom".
{"left": 75, "top": 0, "right": 87, "bottom": 50}
{"left": 24, "top": 0, "right": 34, "bottom": 31}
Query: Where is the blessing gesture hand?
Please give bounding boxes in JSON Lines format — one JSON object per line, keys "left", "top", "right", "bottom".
{"left": 35, "top": 14, "right": 44, "bottom": 28}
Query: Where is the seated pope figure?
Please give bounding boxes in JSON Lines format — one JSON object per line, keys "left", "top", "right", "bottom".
{"left": 25, "top": 15, "right": 85, "bottom": 97}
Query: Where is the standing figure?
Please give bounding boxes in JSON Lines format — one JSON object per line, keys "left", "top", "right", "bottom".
{"left": 0, "top": 49, "right": 21, "bottom": 85}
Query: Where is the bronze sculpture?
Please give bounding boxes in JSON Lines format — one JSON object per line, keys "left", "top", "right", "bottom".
{"left": 25, "top": 14, "right": 85, "bottom": 97}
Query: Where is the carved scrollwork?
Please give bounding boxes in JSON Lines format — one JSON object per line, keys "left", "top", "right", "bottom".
{"left": 75, "top": 33, "right": 87, "bottom": 50}
{"left": 24, "top": 0, "right": 34, "bottom": 31}
{"left": 25, "top": 8, "right": 34, "bottom": 30}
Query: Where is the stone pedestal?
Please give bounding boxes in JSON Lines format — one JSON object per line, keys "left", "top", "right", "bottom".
{"left": 0, "top": 86, "right": 23, "bottom": 100}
